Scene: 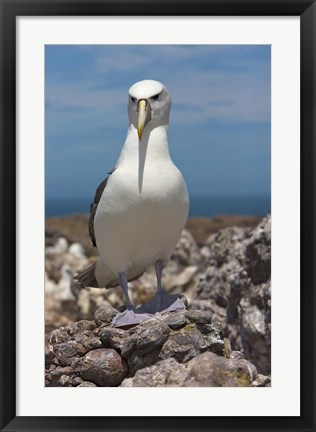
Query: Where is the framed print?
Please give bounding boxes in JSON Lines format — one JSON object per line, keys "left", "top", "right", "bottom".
{"left": 0, "top": 1, "right": 315, "bottom": 431}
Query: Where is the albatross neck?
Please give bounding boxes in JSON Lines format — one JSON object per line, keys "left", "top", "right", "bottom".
{"left": 118, "top": 123, "right": 171, "bottom": 166}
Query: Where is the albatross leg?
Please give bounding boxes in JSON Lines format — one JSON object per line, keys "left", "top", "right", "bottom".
{"left": 136, "top": 260, "right": 186, "bottom": 314}
{"left": 112, "top": 272, "right": 152, "bottom": 328}
{"left": 119, "top": 272, "right": 135, "bottom": 311}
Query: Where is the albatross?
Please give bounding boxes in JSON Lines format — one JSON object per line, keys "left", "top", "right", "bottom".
{"left": 74, "top": 79, "right": 189, "bottom": 327}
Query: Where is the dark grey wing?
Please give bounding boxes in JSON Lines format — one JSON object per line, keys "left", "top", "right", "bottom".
{"left": 89, "top": 169, "right": 115, "bottom": 247}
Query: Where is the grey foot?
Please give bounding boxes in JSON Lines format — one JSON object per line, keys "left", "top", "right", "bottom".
{"left": 112, "top": 309, "right": 152, "bottom": 328}
{"left": 137, "top": 292, "right": 186, "bottom": 314}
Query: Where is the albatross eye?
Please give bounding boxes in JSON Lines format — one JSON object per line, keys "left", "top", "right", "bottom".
{"left": 130, "top": 96, "right": 136, "bottom": 103}
{"left": 151, "top": 92, "right": 162, "bottom": 101}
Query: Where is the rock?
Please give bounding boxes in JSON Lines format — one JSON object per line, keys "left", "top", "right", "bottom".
{"left": 46, "top": 366, "right": 75, "bottom": 387}
{"left": 230, "top": 351, "right": 245, "bottom": 360}
{"left": 196, "top": 216, "right": 271, "bottom": 374}
{"left": 183, "top": 352, "right": 257, "bottom": 387}
{"left": 53, "top": 340, "right": 86, "bottom": 366}
{"left": 46, "top": 308, "right": 229, "bottom": 386}
{"left": 245, "top": 217, "right": 271, "bottom": 285}
{"left": 94, "top": 304, "right": 118, "bottom": 326}
{"left": 163, "top": 312, "right": 187, "bottom": 329}
{"left": 80, "top": 349, "right": 128, "bottom": 386}
{"left": 159, "top": 326, "right": 204, "bottom": 363}
{"left": 74, "top": 330, "right": 103, "bottom": 351}
{"left": 72, "top": 376, "right": 84, "bottom": 386}
{"left": 45, "top": 215, "right": 271, "bottom": 384}
{"left": 49, "top": 327, "right": 71, "bottom": 345}
{"left": 185, "top": 215, "right": 262, "bottom": 246}
{"left": 136, "top": 321, "right": 171, "bottom": 355}
{"left": 121, "top": 358, "right": 184, "bottom": 387}
{"left": 45, "top": 340, "right": 56, "bottom": 366}
{"left": 65, "top": 320, "right": 96, "bottom": 335}
{"left": 250, "top": 373, "right": 271, "bottom": 387}
{"left": 125, "top": 312, "right": 224, "bottom": 375}
{"left": 78, "top": 381, "right": 97, "bottom": 387}
{"left": 164, "top": 266, "right": 199, "bottom": 290}
{"left": 122, "top": 351, "right": 257, "bottom": 387}
{"left": 171, "top": 229, "right": 201, "bottom": 267}
{"left": 223, "top": 338, "right": 232, "bottom": 358}
{"left": 100, "top": 327, "right": 129, "bottom": 353}
{"left": 185, "top": 310, "right": 213, "bottom": 324}
{"left": 122, "top": 318, "right": 171, "bottom": 375}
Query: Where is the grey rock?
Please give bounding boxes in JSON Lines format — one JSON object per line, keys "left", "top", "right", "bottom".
{"left": 121, "top": 333, "right": 139, "bottom": 358}
{"left": 46, "top": 308, "right": 229, "bottom": 385}
{"left": 80, "top": 348, "right": 128, "bottom": 386}
{"left": 136, "top": 321, "right": 170, "bottom": 355}
{"left": 164, "top": 266, "right": 199, "bottom": 291}
{"left": 59, "top": 374, "right": 73, "bottom": 386}
{"left": 94, "top": 304, "right": 118, "bottom": 327}
{"left": 123, "top": 351, "right": 257, "bottom": 387}
{"left": 54, "top": 340, "right": 86, "bottom": 366}
{"left": 159, "top": 326, "right": 202, "bottom": 363}
{"left": 127, "top": 347, "right": 162, "bottom": 376}
{"left": 250, "top": 373, "right": 271, "bottom": 387}
{"left": 48, "top": 321, "right": 97, "bottom": 346}
{"left": 78, "top": 381, "right": 97, "bottom": 387}
{"left": 121, "top": 358, "right": 184, "bottom": 387}
{"left": 100, "top": 327, "right": 129, "bottom": 354}
{"left": 245, "top": 217, "right": 271, "bottom": 285}
{"left": 71, "top": 356, "right": 85, "bottom": 374}
{"left": 72, "top": 376, "right": 84, "bottom": 386}
{"left": 74, "top": 330, "right": 103, "bottom": 352}
{"left": 46, "top": 366, "right": 75, "bottom": 387}
{"left": 49, "top": 328, "right": 71, "bottom": 345}
{"left": 121, "top": 318, "right": 171, "bottom": 374}
{"left": 45, "top": 340, "right": 56, "bottom": 366}
{"left": 223, "top": 338, "right": 232, "bottom": 358}
{"left": 196, "top": 216, "right": 271, "bottom": 374}
{"left": 45, "top": 215, "right": 271, "bottom": 385}
{"left": 65, "top": 320, "right": 97, "bottom": 335}
{"left": 185, "top": 310, "right": 213, "bottom": 324}
{"left": 230, "top": 351, "right": 245, "bottom": 360}
{"left": 183, "top": 352, "right": 257, "bottom": 387}
{"left": 171, "top": 229, "right": 201, "bottom": 267}
{"left": 163, "top": 312, "right": 187, "bottom": 329}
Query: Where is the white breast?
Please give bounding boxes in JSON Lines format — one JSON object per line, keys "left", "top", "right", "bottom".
{"left": 94, "top": 160, "right": 189, "bottom": 275}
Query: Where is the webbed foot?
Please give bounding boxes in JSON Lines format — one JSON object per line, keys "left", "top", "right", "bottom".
{"left": 136, "top": 292, "right": 186, "bottom": 314}
{"left": 112, "top": 309, "right": 152, "bottom": 328}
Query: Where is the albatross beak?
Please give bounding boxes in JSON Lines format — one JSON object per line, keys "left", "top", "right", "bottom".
{"left": 137, "top": 99, "right": 151, "bottom": 140}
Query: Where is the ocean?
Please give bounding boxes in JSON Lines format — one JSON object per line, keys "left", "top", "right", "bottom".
{"left": 46, "top": 195, "right": 271, "bottom": 218}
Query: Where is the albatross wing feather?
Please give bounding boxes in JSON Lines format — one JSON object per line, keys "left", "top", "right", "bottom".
{"left": 89, "top": 170, "right": 115, "bottom": 247}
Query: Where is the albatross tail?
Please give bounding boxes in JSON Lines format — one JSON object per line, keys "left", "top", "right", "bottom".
{"left": 73, "top": 258, "right": 145, "bottom": 292}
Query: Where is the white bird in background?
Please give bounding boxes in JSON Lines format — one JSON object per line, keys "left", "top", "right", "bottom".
{"left": 68, "top": 242, "right": 87, "bottom": 259}
{"left": 46, "top": 237, "right": 68, "bottom": 256}
{"left": 74, "top": 80, "right": 189, "bottom": 327}
{"left": 59, "top": 264, "right": 75, "bottom": 301}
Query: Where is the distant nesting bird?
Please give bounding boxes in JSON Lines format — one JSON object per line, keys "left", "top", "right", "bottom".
{"left": 46, "top": 237, "right": 69, "bottom": 255}
{"left": 68, "top": 242, "right": 87, "bottom": 259}
{"left": 59, "top": 264, "right": 76, "bottom": 301}
{"left": 74, "top": 80, "right": 189, "bottom": 327}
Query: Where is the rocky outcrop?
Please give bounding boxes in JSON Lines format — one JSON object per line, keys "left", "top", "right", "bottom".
{"left": 195, "top": 216, "right": 271, "bottom": 374}
{"left": 121, "top": 351, "right": 257, "bottom": 387}
{"left": 45, "top": 214, "right": 271, "bottom": 380}
{"left": 45, "top": 307, "right": 268, "bottom": 387}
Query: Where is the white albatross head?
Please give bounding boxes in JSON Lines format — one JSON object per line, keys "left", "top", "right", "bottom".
{"left": 128, "top": 80, "right": 172, "bottom": 140}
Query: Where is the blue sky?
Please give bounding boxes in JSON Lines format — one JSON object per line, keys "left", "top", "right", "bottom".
{"left": 45, "top": 45, "right": 271, "bottom": 202}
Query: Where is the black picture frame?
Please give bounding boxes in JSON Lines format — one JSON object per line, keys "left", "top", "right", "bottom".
{"left": 1, "top": 1, "right": 315, "bottom": 431}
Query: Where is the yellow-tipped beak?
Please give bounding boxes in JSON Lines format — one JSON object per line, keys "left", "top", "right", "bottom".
{"left": 137, "top": 99, "right": 151, "bottom": 140}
